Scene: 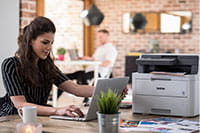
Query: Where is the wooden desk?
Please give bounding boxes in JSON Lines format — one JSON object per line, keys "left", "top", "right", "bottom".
{"left": 0, "top": 109, "right": 199, "bottom": 133}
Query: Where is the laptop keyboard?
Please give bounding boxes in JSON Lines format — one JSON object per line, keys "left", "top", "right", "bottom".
{"left": 50, "top": 115, "right": 86, "bottom": 121}
{"left": 64, "top": 116, "right": 85, "bottom": 121}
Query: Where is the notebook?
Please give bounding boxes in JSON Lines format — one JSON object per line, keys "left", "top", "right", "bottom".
{"left": 50, "top": 77, "right": 129, "bottom": 121}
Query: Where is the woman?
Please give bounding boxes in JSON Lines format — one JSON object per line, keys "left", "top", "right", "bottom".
{"left": 0, "top": 16, "right": 94, "bottom": 117}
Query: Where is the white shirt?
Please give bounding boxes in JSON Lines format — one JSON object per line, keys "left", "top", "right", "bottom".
{"left": 87, "top": 43, "right": 117, "bottom": 77}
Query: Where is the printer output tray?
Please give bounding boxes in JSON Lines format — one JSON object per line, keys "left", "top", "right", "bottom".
{"left": 136, "top": 58, "right": 177, "bottom": 65}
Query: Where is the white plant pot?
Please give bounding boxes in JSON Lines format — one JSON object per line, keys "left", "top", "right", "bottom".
{"left": 97, "top": 112, "right": 121, "bottom": 133}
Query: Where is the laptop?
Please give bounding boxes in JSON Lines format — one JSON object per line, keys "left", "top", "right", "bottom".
{"left": 50, "top": 77, "right": 129, "bottom": 121}
{"left": 67, "top": 49, "right": 79, "bottom": 60}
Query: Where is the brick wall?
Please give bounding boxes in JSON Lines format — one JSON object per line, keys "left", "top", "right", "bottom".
{"left": 20, "top": 0, "right": 36, "bottom": 31}
{"left": 45, "top": 0, "right": 84, "bottom": 57}
{"left": 20, "top": 0, "right": 84, "bottom": 58}
{"left": 95, "top": 0, "right": 200, "bottom": 77}
{"left": 20, "top": 0, "right": 200, "bottom": 77}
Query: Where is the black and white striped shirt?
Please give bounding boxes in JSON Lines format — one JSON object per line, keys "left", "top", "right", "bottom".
{"left": 0, "top": 57, "right": 68, "bottom": 116}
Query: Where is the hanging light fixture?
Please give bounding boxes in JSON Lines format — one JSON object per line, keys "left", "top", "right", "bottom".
{"left": 80, "top": 3, "right": 104, "bottom": 26}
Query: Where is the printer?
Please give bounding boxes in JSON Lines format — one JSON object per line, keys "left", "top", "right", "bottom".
{"left": 132, "top": 54, "right": 200, "bottom": 117}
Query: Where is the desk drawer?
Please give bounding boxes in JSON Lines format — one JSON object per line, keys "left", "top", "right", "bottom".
{"left": 135, "top": 79, "right": 188, "bottom": 97}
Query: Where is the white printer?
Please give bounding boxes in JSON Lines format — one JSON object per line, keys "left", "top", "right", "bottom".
{"left": 132, "top": 54, "right": 200, "bottom": 117}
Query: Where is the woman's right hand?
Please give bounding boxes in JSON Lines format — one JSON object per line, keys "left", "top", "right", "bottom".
{"left": 55, "top": 105, "right": 84, "bottom": 117}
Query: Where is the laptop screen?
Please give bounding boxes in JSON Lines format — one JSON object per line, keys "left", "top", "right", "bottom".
{"left": 67, "top": 49, "right": 79, "bottom": 60}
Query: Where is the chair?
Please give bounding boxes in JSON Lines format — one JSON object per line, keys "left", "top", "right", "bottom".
{"left": 87, "top": 67, "right": 113, "bottom": 86}
{"left": 83, "top": 69, "right": 113, "bottom": 106}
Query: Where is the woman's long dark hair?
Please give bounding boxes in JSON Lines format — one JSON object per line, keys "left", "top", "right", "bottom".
{"left": 16, "top": 16, "right": 58, "bottom": 88}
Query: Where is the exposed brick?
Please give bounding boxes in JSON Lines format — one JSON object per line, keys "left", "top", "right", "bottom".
{"left": 19, "top": 0, "right": 200, "bottom": 77}
{"left": 179, "top": 0, "right": 186, "bottom": 3}
{"left": 96, "top": 0, "right": 200, "bottom": 77}
{"left": 21, "top": 11, "right": 36, "bottom": 17}
{"left": 21, "top": 3, "right": 28, "bottom": 9}
{"left": 29, "top": 3, "right": 36, "bottom": 10}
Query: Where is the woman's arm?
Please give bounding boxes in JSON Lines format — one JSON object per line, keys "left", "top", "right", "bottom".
{"left": 10, "top": 96, "right": 84, "bottom": 117}
{"left": 58, "top": 80, "right": 94, "bottom": 97}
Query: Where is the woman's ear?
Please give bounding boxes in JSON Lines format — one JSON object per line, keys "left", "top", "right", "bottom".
{"left": 30, "top": 40, "right": 34, "bottom": 46}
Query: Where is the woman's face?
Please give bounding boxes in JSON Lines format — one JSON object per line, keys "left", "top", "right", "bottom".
{"left": 31, "top": 32, "right": 54, "bottom": 60}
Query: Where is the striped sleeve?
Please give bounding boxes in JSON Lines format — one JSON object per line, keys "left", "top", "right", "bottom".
{"left": 54, "top": 69, "right": 69, "bottom": 87}
{"left": 1, "top": 57, "right": 25, "bottom": 96}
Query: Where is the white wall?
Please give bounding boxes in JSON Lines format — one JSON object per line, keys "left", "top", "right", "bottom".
{"left": 0, "top": 0, "right": 19, "bottom": 97}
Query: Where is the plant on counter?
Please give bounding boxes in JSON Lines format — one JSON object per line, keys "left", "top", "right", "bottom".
{"left": 56, "top": 48, "right": 66, "bottom": 61}
{"left": 97, "top": 89, "right": 121, "bottom": 114}
{"left": 96, "top": 89, "right": 122, "bottom": 133}
{"left": 57, "top": 47, "right": 66, "bottom": 55}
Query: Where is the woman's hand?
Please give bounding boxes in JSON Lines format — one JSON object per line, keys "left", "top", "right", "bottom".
{"left": 55, "top": 105, "right": 84, "bottom": 117}
{"left": 121, "top": 88, "right": 128, "bottom": 100}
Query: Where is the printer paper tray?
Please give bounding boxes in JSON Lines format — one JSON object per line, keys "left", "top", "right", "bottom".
{"left": 135, "top": 79, "right": 188, "bottom": 97}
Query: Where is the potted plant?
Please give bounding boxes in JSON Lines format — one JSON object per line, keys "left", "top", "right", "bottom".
{"left": 96, "top": 89, "right": 122, "bottom": 133}
{"left": 57, "top": 47, "right": 66, "bottom": 61}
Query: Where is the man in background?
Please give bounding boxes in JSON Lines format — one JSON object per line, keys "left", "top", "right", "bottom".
{"left": 80, "top": 29, "right": 117, "bottom": 79}
{"left": 59, "top": 29, "right": 118, "bottom": 102}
